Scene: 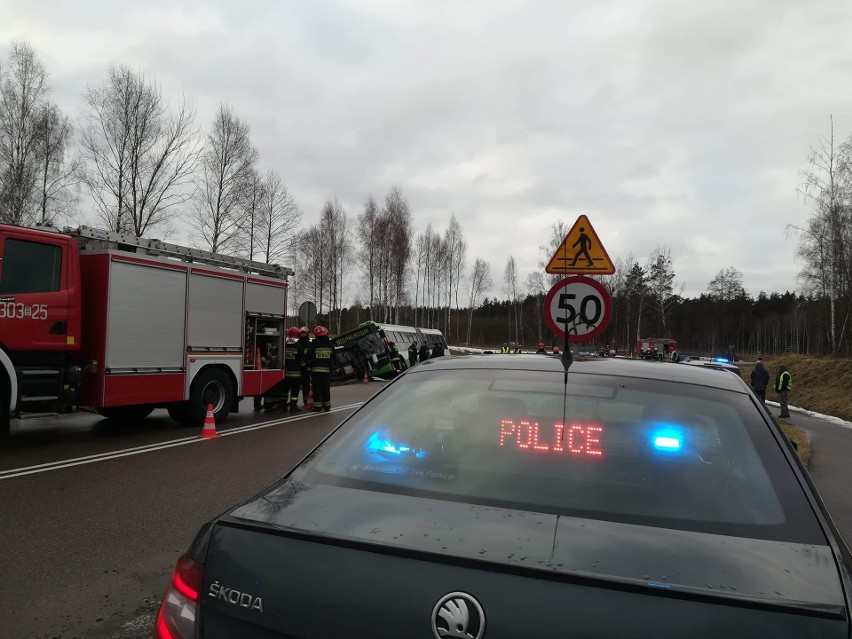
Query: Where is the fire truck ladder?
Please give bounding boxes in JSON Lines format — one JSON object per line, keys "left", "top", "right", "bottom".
{"left": 69, "top": 226, "right": 294, "bottom": 279}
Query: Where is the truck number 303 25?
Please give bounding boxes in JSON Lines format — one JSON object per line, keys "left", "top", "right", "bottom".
{"left": 0, "top": 302, "right": 48, "bottom": 320}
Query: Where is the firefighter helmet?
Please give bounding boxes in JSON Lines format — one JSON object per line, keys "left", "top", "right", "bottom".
{"left": 538, "top": 343, "right": 545, "bottom": 349}
{"left": 287, "top": 326, "right": 300, "bottom": 339}
{"left": 314, "top": 325, "right": 329, "bottom": 337}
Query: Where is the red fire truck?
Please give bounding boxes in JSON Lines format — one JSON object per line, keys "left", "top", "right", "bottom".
{"left": 0, "top": 224, "right": 294, "bottom": 441}
{"left": 636, "top": 337, "right": 678, "bottom": 361}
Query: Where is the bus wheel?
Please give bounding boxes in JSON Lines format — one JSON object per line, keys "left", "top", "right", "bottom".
{"left": 189, "top": 368, "right": 234, "bottom": 427}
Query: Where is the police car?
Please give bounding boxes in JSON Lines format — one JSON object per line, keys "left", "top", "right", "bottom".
{"left": 155, "top": 355, "right": 852, "bottom": 638}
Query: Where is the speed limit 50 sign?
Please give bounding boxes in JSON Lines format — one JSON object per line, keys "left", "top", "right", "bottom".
{"left": 544, "top": 276, "right": 612, "bottom": 343}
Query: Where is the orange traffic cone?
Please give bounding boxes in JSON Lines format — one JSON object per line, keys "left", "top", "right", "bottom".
{"left": 256, "top": 347, "right": 263, "bottom": 370}
{"left": 362, "top": 370, "right": 369, "bottom": 384}
{"left": 199, "top": 404, "right": 218, "bottom": 438}
{"left": 305, "top": 386, "right": 314, "bottom": 411}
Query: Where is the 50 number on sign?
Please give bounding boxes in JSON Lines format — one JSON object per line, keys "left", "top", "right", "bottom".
{"left": 544, "top": 275, "right": 612, "bottom": 343}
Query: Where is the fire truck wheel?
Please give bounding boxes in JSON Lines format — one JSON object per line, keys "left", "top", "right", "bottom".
{"left": 167, "top": 403, "right": 192, "bottom": 426}
{"left": 0, "top": 398, "right": 9, "bottom": 443}
{"left": 96, "top": 405, "right": 155, "bottom": 422}
{"left": 189, "top": 368, "right": 234, "bottom": 426}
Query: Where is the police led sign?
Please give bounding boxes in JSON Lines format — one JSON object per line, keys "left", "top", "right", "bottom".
{"left": 499, "top": 420, "right": 603, "bottom": 456}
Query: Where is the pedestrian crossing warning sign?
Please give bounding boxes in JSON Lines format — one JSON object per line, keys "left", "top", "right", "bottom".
{"left": 545, "top": 215, "right": 616, "bottom": 274}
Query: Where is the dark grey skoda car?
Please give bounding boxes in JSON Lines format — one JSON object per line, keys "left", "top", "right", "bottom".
{"left": 154, "top": 355, "right": 852, "bottom": 638}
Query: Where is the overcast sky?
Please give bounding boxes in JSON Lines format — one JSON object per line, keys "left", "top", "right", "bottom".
{"left": 4, "top": 0, "right": 852, "bottom": 298}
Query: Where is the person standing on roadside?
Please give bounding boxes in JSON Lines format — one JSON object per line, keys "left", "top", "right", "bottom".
{"left": 408, "top": 340, "right": 419, "bottom": 367}
{"left": 419, "top": 342, "right": 431, "bottom": 363}
{"left": 309, "top": 326, "right": 333, "bottom": 412}
{"left": 750, "top": 359, "right": 770, "bottom": 406}
{"left": 775, "top": 364, "right": 793, "bottom": 418}
{"left": 431, "top": 340, "right": 445, "bottom": 358}
{"left": 297, "top": 326, "right": 312, "bottom": 408}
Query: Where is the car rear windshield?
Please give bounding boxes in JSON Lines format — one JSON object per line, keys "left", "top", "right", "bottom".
{"left": 296, "top": 368, "right": 823, "bottom": 543}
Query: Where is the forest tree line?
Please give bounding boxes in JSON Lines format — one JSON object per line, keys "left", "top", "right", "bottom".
{"left": 1, "top": 41, "right": 849, "bottom": 355}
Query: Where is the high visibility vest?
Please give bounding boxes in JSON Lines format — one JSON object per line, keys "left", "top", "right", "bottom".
{"left": 776, "top": 370, "right": 792, "bottom": 392}
{"left": 501, "top": 346, "right": 509, "bottom": 354}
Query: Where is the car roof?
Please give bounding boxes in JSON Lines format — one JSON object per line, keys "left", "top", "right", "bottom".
{"left": 414, "top": 354, "right": 748, "bottom": 393}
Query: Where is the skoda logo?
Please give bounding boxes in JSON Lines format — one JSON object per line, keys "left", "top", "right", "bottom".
{"left": 431, "top": 591, "right": 485, "bottom": 639}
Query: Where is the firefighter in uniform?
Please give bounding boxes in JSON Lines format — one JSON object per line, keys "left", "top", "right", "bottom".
{"left": 309, "top": 325, "right": 333, "bottom": 412}
{"left": 501, "top": 343, "right": 510, "bottom": 354}
{"left": 387, "top": 340, "right": 407, "bottom": 372}
{"left": 408, "top": 340, "right": 419, "bottom": 367}
{"left": 536, "top": 342, "right": 546, "bottom": 354}
{"left": 297, "top": 326, "right": 312, "bottom": 408}
{"left": 284, "top": 327, "right": 302, "bottom": 412}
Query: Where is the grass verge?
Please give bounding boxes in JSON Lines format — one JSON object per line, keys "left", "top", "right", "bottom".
{"left": 740, "top": 353, "right": 852, "bottom": 422}
{"left": 779, "top": 420, "right": 812, "bottom": 467}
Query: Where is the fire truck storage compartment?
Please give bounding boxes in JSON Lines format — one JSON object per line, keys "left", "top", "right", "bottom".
{"left": 187, "top": 272, "right": 243, "bottom": 350}
{"left": 106, "top": 260, "right": 186, "bottom": 371}
{"left": 246, "top": 281, "right": 286, "bottom": 316}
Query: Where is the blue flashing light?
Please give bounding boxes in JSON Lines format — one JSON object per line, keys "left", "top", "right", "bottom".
{"left": 649, "top": 424, "right": 685, "bottom": 453}
{"left": 714, "top": 357, "right": 730, "bottom": 363}
{"left": 654, "top": 436, "right": 681, "bottom": 450}
{"left": 364, "top": 430, "right": 428, "bottom": 459}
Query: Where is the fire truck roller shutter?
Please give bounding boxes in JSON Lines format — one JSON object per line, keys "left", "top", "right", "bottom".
{"left": 106, "top": 261, "right": 187, "bottom": 370}
{"left": 246, "top": 281, "right": 286, "bottom": 315}
{"left": 187, "top": 273, "right": 243, "bottom": 350}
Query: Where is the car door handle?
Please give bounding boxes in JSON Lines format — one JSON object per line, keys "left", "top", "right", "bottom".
{"left": 49, "top": 320, "right": 67, "bottom": 335}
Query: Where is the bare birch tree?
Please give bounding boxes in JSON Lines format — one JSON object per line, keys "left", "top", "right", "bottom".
{"left": 194, "top": 103, "right": 257, "bottom": 252}
{"left": 81, "top": 66, "right": 200, "bottom": 236}
{"left": 384, "top": 186, "right": 413, "bottom": 324}
{"left": 0, "top": 41, "right": 49, "bottom": 226}
{"left": 358, "top": 195, "right": 380, "bottom": 318}
{"left": 504, "top": 256, "right": 520, "bottom": 343}
{"left": 792, "top": 116, "right": 852, "bottom": 352}
{"left": 646, "top": 245, "right": 681, "bottom": 333}
{"left": 256, "top": 169, "right": 300, "bottom": 264}
{"left": 443, "top": 214, "right": 466, "bottom": 338}
{"left": 34, "top": 102, "right": 79, "bottom": 225}
{"left": 466, "top": 257, "right": 491, "bottom": 344}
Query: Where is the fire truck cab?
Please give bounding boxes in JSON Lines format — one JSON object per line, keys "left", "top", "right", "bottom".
{"left": 636, "top": 337, "right": 678, "bottom": 361}
{"left": 0, "top": 224, "right": 294, "bottom": 441}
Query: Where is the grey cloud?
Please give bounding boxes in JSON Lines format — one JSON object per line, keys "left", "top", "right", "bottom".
{"left": 3, "top": 0, "right": 851, "bottom": 298}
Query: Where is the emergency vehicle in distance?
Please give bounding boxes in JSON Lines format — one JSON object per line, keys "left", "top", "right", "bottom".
{"left": 0, "top": 224, "right": 294, "bottom": 442}
{"left": 636, "top": 337, "right": 678, "bottom": 361}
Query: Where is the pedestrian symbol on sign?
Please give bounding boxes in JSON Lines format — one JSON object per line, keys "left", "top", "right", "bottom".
{"left": 570, "top": 227, "right": 594, "bottom": 268}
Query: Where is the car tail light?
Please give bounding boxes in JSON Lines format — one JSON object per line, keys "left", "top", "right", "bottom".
{"left": 153, "top": 554, "right": 203, "bottom": 639}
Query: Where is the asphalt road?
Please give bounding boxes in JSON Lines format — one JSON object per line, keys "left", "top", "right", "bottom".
{"left": 3, "top": 380, "right": 852, "bottom": 638}
{"left": 0, "top": 382, "right": 379, "bottom": 639}
{"left": 767, "top": 403, "right": 852, "bottom": 544}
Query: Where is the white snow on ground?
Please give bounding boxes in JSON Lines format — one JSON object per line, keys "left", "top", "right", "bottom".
{"left": 449, "top": 346, "right": 488, "bottom": 355}
{"left": 767, "top": 401, "right": 852, "bottom": 429}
